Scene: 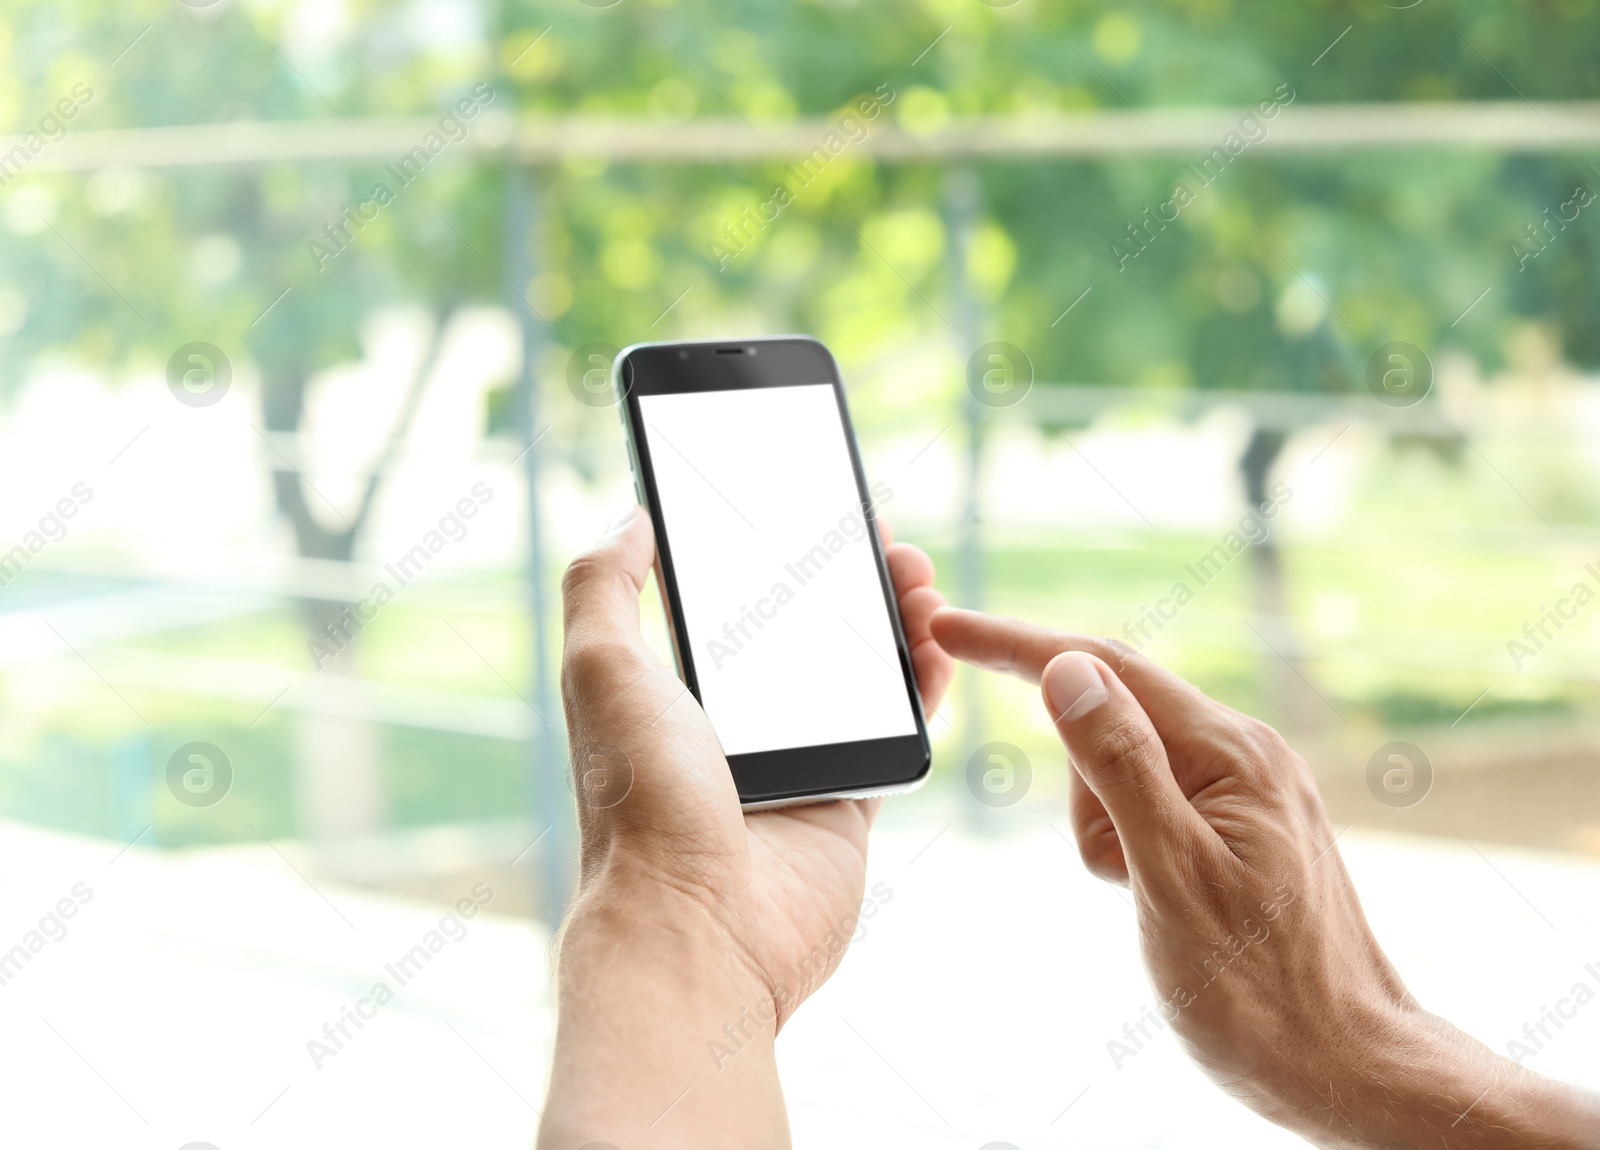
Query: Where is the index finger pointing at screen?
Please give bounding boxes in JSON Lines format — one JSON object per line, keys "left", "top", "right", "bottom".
{"left": 928, "top": 606, "right": 1213, "bottom": 733}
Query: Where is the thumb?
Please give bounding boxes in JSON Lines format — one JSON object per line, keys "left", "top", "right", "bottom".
{"left": 561, "top": 506, "right": 656, "bottom": 670}
{"left": 1042, "top": 651, "right": 1214, "bottom": 884}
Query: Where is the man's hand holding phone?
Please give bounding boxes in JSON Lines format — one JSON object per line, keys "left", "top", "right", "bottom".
{"left": 541, "top": 509, "right": 951, "bottom": 1149}
{"left": 541, "top": 495, "right": 1600, "bottom": 1149}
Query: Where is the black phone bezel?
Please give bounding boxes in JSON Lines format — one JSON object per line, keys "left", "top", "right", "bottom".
{"left": 616, "top": 335, "right": 931, "bottom": 806}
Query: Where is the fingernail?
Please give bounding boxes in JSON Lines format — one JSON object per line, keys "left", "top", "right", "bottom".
{"left": 602, "top": 506, "right": 638, "bottom": 540}
{"left": 1044, "top": 652, "right": 1109, "bottom": 723}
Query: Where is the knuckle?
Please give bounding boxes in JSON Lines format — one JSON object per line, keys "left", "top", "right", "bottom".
{"left": 1245, "top": 717, "right": 1292, "bottom": 760}
{"left": 1212, "top": 715, "right": 1292, "bottom": 781}
{"left": 1080, "top": 635, "right": 1132, "bottom": 673}
{"left": 1088, "top": 715, "right": 1162, "bottom": 780}
{"left": 561, "top": 637, "right": 636, "bottom": 697}
{"left": 1241, "top": 722, "right": 1309, "bottom": 802}
{"left": 1097, "top": 635, "right": 1138, "bottom": 664}
{"left": 560, "top": 552, "right": 607, "bottom": 603}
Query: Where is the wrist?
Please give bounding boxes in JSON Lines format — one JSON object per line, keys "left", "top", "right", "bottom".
{"left": 1273, "top": 1002, "right": 1600, "bottom": 1149}
{"left": 1378, "top": 1011, "right": 1600, "bottom": 1150}
{"left": 560, "top": 872, "right": 773, "bottom": 1018}
{"left": 541, "top": 875, "right": 788, "bottom": 1149}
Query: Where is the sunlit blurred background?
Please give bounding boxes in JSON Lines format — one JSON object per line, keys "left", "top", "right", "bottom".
{"left": 3, "top": 1, "right": 1600, "bottom": 1146}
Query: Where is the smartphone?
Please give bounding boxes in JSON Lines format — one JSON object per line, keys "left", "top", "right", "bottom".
{"left": 614, "top": 335, "right": 931, "bottom": 809}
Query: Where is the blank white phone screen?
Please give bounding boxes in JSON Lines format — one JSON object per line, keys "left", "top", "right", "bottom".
{"left": 638, "top": 383, "right": 918, "bottom": 757}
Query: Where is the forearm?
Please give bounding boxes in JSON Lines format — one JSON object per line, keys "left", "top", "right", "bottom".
{"left": 1275, "top": 1005, "right": 1600, "bottom": 1149}
{"left": 538, "top": 885, "right": 790, "bottom": 1150}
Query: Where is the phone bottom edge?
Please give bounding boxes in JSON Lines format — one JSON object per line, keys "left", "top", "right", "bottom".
{"left": 738, "top": 770, "right": 930, "bottom": 812}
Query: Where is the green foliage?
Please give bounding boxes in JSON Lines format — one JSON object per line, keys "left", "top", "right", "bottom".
{"left": 2, "top": 0, "right": 1599, "bottom": 403}
{"left": 5, "top": 0, "right": 1598, "bottom": 845}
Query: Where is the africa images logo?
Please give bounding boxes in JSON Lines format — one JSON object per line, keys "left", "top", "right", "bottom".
{"left": 0, "top": 484, "right": 95, "bottom": 588}
{"left": 166, "top": 742, "right": 233, "bottom": 808}
{"left": 1109, "top": 83, "right": 1295, "bottom": 271}
{"left": 708, "top": 83, "right": 896, "bottom": 270}
{"left": 702, "top": 482, "right": 892, "bottom": 670}
{"left": 307, "top": 84, "right": 498, "bottom": 272}
{"left": 167, "top": 342, "right": 232, "bottom": 407}
{"left": 308, "top": 482, "right": 495, "bottom": 668}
